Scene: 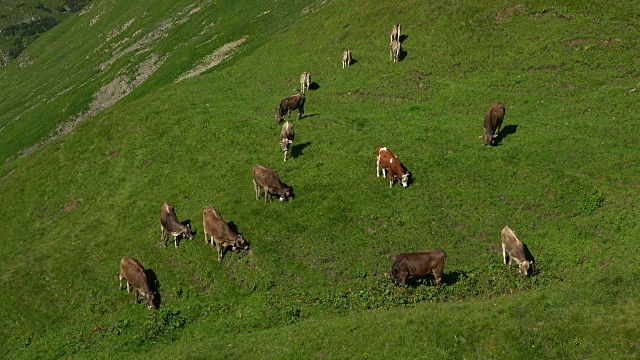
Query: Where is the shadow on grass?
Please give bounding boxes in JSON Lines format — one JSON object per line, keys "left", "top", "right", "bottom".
{"left": 291, "top": 141, "right": 311, "bottom": 158}
{"left": 399, "top": 34, "right": 408, "bottom": 43}
{"left": 145, "top": 268, "right": 162, "bottom": 309}
{"left": 400, "top": 270, "right": 463, "bottom": 287}
{"left": 398, "top": 48, "right": 408, "bottom": 62}
{"left": 494, "top": 124, "right": 518, "bottom": 146}
{"left": 309, "top": 82, "right": 320, "bottom": 91}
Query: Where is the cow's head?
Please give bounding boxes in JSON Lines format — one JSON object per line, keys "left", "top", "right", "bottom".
{"left": 480, "top": 132, "right": 497, "bottom": 147}
{"left": 520, "top": 260, "right": 533, "bottom": 276}
{"left": 232, "top": 234, "right": 250, "bottom": 252}
{"left": 280, "top": 187, "right": 292, "bottom": 202}
{"left": 141, "top": 290, "right": 155, "bottom": 310}
{"left": 183, "top": 224, "right": 194, "bottom": 240}
{"left": 279, "top": 139, "right": 293, "bottom": 153}
{"left": 401, "top": 172, "right": 411, "bottom": 187}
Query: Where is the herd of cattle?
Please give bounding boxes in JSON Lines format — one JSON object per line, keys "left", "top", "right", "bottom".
{"left": 118, "top": 24, "right": 533, "bottom": 309}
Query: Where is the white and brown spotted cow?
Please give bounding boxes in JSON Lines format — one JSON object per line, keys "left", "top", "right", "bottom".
{"left": 501, "top": 226, "right": 533, "bottom": 275}
{"left": 119, "top": 256, "right": 155, "bottom": 309}
{"left": 203, "top": 205, "right": 249, "bottom": 263}
{"left": 300, "top": 72, "right": 310, "bottom": 93}
{"left": 376, "top": 146, "right": 411, "bottom": 188}
{"left": 279, "top": 121, "right": 295, "bottom": 162}
{"left": 342, "top": 50, "right": 352, "bottom": 69}
{"left": 160, "top": 202, "right": 193, "bottom": 248}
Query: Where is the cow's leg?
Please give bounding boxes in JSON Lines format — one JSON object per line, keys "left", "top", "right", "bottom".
{"left": 399, "top": 271, "right": 408, "bottom": 286}
{"left": 161, "top": 226, "right": 168, "bottom": 247}
{"left": 135, "top": 288, "right": 140, "bottom": 304}
{"left": 502, "top": 243, "right": 508, "bottom": 265}
{"left": 126, "top": 281, "right": 132, "bottom": 293}
{"left": 119, "top": 275, "right": 125, "bottom": 289}
{"left": 216, "top": 241, "right": 223, "bottom": 263}
{"left": 253, "top": 180, "right": 260, "bottom": 200}
{"left": 265, "top": 187, "right": 270, "bottom": 203}
{"left": 376, "top": 158, "right": 381, "bottom": 177}
{"left": 174, "top": 235, "right": 179, "bottom": 248}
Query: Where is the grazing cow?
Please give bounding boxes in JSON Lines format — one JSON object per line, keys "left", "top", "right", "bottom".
{"left": 376, "top": 146, "right": 411, "bottom": 188}
{"left": 388, "top": 250, "right": 446, "bottom": 286}
{"left": 252, "top": 164, "right": 292, "bottom": 203}
{"left": 390, "top": 40, "right": 401, "bottom": 63}
{"left": 342, "top": 50, "right": 352, "bottom": 69}
{"left": 276, "top": 94, "right": 306, "bottom": 125}
{"left": 390, "top": 23, "right": 401, "bottom": 44}
{"left": 160, "top": 202, "right": 193, "bottom": 248}
{"left": 300, "top": 72, "right": 310, "bottom": 93}
{"left": 480, "top": 102, "right": 505, "bottom": 147}
{"left": 203, "top": 205, "right": 249, "bottom": 263}
{"left": 501, "top": 226, "right": 533, "bottom": 275}
{"left": 279, "top": 121, "right": 295, "bottom": 162}
{"left": 119, "top": 256, "right": 155, "bottom": 309}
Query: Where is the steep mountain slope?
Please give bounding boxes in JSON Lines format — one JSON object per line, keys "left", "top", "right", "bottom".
{"left": 1, "top": 0, "right": 640, "bottom": 358}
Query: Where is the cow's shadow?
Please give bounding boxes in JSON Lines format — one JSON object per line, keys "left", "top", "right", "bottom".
{"left": 399, "top": 34, "right": 408, "bottom": 43}
{"left": 291, "top": 141, "right": 311, "bottom": 158}
{"left": 348, "top": 57, "right": 358, "bottom": 66}
{"left": 400, "top": 270, "right": 463, "bottom": 288}
{"left": 398, "top": 48, "right": 408, "bottom": 62}
{"left": 145, "top": 269, "right": 162, "bottom": 309}
{"left": 523, "top": 243, "right": 536, "bottom": 275}
{"left": 494, "top": 124, "right": 518, "bottom": 146}
{"left": 226, "top": 221, "right": 240, "bottom": 234}
{"left": 308, "top": 82, "right": 320, "bottom": 91}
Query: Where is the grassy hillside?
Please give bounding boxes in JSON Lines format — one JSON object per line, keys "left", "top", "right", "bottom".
{"left": 1, "top": 0, "right": 640, "bottom": 358}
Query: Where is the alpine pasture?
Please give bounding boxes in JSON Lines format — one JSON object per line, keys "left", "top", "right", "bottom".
{"left": 1, "top": 0, "right": 640, "bottom": 358}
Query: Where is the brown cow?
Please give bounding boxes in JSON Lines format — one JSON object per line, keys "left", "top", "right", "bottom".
{"left": 388, "top": 250, "right": 446, "bottom": 286}
{"left": 376, "top": 146, "right": 411, "bottom": 188}
{"left": 119, "top": 256, "right": 155, "bottom": 309}
{"left": 501, "top": 226, "right": 533, "bottom": 275}
{"left": 276, "top": 94, "right": 306, "bottom": 125}
{"left": 480, "top": 102, "right": 505, "bottom": 147}
{"left": 342, "top": 50, "right": 352, "bottom": 69}
{"left": 203, "top": 205, "right": 249, "bottom": 263}
{"left": 252, "top": 164, "right": 292, "bottom": 203}
{"left": 390, "top": 23, "right": 401, "bottom": 44}
{"left": 390, "top": 40, "right": 401, "bottom": 63}
{"left": 160, "top": 202, "right": 193, "bottom": 248}
{"left": 300, "top": 72, "right": 310, "bottom": 93}
{"left": 279, "top": 121, "right": 295, "bottom": 162}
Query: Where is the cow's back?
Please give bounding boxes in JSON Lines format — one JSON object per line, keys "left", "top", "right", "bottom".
{"left": 120, "top": 257, "right": 150, "bottom": 290}
{"left": 252, "top": 164, "right": 280, "bottom": 188}
{"left": 160, "top": 202, "right": 179, "bottom": 228}
{"left": 501, "top": 226, "right": 525, "bottom": 258}
{"left": 485, "top": 102, "right": 505, "bottom": 129}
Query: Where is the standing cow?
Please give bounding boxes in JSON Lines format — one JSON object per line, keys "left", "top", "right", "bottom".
{"left": 390, "top": 23, "right": 401, "bottom": 44}
{"left": 376, "top": 146, "right": 411, "bottom": 188}
{"left": 480, "top": 102, "right": 505, "bottom": 147}
{"left": 252, "top": 164, "right": 292, "bottom": 203}
{"left": 390, "top": 40, "right": 401, "bottom": 63}
{"left": 342, "top": 50, "right": 352, "bottom": 69}
{"left": 160, "top": 202, "right": 193, "bottom": 248}
{"left": 119, "top": 256, "right": 155, "bottom": 309}
{"left": 300, "top": 72, "right": 310, "bottom": 93}
{"left": 279, "top": 121, "right": 295, "bottom": 162}
{"left": 203, "top": 205, "right": 249, "bottom": 263}
{"left": 501, "top": 226, "right": 533, "bottom": 275}
{"left": 276, "top": 94, "right": 306, "bottom": 125}
{"left": 388, "top": 250, "right": 446, "bottom": 286}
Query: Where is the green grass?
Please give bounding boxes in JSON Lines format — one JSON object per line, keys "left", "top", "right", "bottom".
{"left": 1, "top": 0, "right": 640, "bottom": 358}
